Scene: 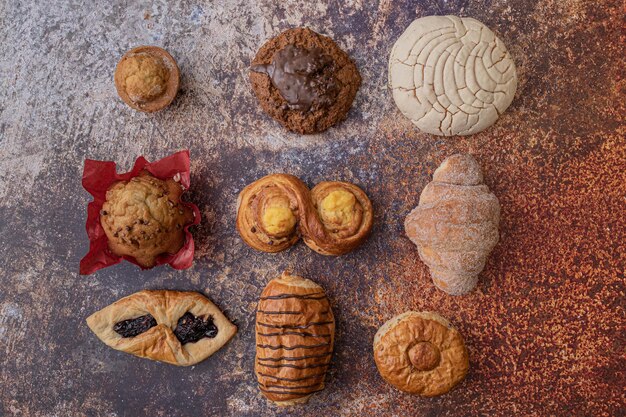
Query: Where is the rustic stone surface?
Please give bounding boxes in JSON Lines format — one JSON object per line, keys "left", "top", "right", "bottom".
{"left": 0, "top": 1, "right": 624, "bottom": 416}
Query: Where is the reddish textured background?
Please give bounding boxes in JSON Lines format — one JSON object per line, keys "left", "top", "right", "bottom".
{"left": 0, "top": 0, "right": 624, "bottom": 416}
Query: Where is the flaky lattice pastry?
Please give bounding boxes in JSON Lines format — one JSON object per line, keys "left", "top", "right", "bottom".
{"left": 236, "top": 174, "right": 373, "bottom": 255}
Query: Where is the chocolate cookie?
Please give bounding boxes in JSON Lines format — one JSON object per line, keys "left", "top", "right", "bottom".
{"left": 249, "top": 28, "right": 361, "bottom": 134}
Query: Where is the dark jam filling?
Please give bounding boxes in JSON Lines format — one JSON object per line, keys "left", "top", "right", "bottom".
{"left": 174, "top": 312, "right": 218, "bottom": 344}
{"left": 113, "top": 314, "right": 157, "bottom": 338}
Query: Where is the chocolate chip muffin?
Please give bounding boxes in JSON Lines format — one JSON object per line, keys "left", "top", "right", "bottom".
{"left": 114, "top": 46, "right": 180, "bottom": 112}
{"left": 100, "top": 172, "right": 194, "bottom": 267}
{"left": 249, "top": 28, "right": 361, "bottom": 134}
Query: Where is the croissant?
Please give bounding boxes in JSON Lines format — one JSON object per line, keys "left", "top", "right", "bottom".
{"left": 404, "top": 154, "right": 500, "bottom": 295}
{"left": 86, "top": 290, "right": 237, "bottom": 366}
{"left": 255, "top": 272, "right": 335, "bottom": 406}
{"left": 236, "top": 174, "right": 373, "bottom": 255}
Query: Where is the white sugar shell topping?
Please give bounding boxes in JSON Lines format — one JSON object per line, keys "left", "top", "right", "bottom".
{"left": 389, "top": 15, "right": 517, "bottom": 136}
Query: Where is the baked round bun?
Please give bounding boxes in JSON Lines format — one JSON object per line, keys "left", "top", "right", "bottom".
{"left": 373, "top": 311, "right": 469, "bottom": 396}
{"left": 100, "top": 172, "right": 194, "bottom": 268}
{"left": 114, "top": 45, "right": 180, "bottom": 112}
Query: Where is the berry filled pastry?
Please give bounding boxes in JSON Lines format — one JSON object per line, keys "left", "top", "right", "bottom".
{"left": 87, "top": 290, "right": 237, "bottom": 366}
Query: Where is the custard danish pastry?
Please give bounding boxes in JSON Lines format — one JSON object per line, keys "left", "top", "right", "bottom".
{"left": 236, "top": 174, "right": 373, "bottom": 255}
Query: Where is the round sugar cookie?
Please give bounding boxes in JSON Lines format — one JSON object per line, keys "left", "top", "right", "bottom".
{"left": 388, "top": 15, "right": 517, "bottom": 136}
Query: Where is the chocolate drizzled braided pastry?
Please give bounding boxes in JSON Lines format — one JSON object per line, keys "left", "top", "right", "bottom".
{"left": 255, "top": 272, "right": 335, "bottom": 406}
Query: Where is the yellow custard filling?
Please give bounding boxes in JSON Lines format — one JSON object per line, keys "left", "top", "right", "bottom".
{"left": 319, "top": 189, "right": 356, "bottom": 226}
{"left": 262, "top": 205, "right": 296, "bottom": 235}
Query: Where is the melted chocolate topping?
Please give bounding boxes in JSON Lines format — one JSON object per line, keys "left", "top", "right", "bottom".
{"left": 259, "top": 292, "right": 326, "bottom": 301}
{"left": 251, "top": 45, "right": 339, "bottom": 112}
{"left": 257, "top": 352, "right": 332, "bottom": 362}
{"left": 257, "top": 321, "right": 333, "bottom": 329}
{"left": 114, "top": 314, "right": 157, "bottom": 338}
{"left": 257, "top": 371, "right": 327, "bottom": 382}
{"left": 174, "top": 312, "right": 218, "bottom": 344}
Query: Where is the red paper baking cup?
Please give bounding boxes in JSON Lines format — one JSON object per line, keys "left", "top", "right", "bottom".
{"left": 80, "top": 150, "right": 201, "bottom": 274}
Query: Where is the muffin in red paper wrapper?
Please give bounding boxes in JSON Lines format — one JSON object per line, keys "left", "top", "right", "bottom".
{"left": 80, "top": 150, "right": 201, "bottom": 274}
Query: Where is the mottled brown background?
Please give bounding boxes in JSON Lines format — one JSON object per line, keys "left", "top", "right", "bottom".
{"left": 0, "top": 0, "right": 624, "bottom": 416}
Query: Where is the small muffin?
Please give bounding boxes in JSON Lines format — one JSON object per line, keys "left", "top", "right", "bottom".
{"left": 100, "top": 172, "right": 194, "bottom": 267}
{"left": 373, "top": 311, "right": 469, "bottom": 397}
{"left": 114, "top": 46, "right": 180, "bottom": 112}
{"left": 249, "top": 28, "right": 361, "bottom": 134}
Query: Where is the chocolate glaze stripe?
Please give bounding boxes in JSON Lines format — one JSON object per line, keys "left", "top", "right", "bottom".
{"left": 258, "top": 387, "right": 326, "bottom": 396}
{"left": 257, "top": 342, "right": 330, "bottom": 350}
{"left": 259, "top": 292, "right": 326, "bottom": 300}
{"left": 256, "top": 362, "right": 330, "bottom": 370}
{"left": 257, "top": 331, "right": 332, "bottom": 338}
{"left": 260, "top": 382, "right": 322, "bottom": 390}
{"left": 257, "top": 352, "right": 332, "bottom": 362}
{"left": 257, "top": 310, "right": 330, "bottom": 315}
{"left": 256, "top": 358, "right": 330, "bottom": 368}
{"left": 257, "top": 371, "right": 326, "bottom": 382}
{"left": 257, "top": 321, "right": 333, "bottom": 329}
{"left": 257, "top": 310, "right": 301, "bottom": 315}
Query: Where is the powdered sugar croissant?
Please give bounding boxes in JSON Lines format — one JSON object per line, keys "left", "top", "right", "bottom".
{"left": 405, "top": 154, "right": 500, "bottom": 295}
